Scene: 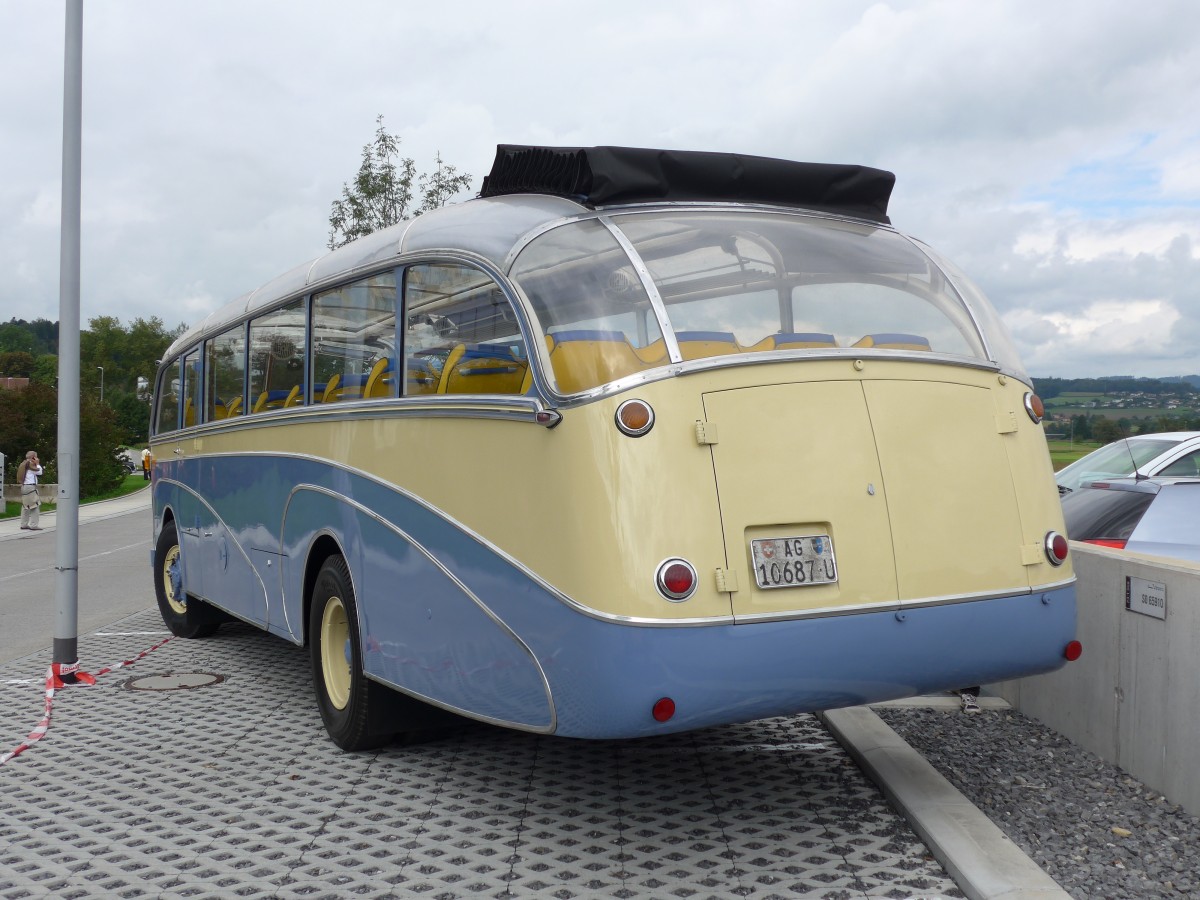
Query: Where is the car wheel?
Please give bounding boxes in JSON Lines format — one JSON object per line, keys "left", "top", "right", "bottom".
{"left": 309, "top": 555, "right": 390, "bottom": 751}
{"left": 153, "top": 520, "right": 220, "bottom": 638}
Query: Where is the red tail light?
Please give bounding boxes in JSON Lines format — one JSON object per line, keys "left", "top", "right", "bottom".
{"left": 1085, "top": 538, "right": 1127, "bottom": 550}
{"left": 652, "top": 697, "right": 676, "bottom": 722}
{"left": 1044, "top": 531, "right": 1069, "bottom": 566}
{"left": 656, "top": 558, "right": 697, "bottom": 601}
{"left": 1064, "top": 641, "right": 1083, "bottom": 661}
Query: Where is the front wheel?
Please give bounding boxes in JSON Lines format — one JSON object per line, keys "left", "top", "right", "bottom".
{"left": 153, "top": 520, "right": 220, "bottom": 639}
{"left": 309, "top": 555, "right": 389, "bottom": 751}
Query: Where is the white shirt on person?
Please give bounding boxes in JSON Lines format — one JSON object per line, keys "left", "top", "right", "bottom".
{"left": 23, "top": 464, "right": 43, "bottom": 485}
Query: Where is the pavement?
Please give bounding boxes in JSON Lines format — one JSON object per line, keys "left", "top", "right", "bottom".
{"left": 0, "top": 486, "right": 1071, "bottom": 899}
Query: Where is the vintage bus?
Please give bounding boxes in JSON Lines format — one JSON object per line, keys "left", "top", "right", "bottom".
{"left": 150, "top": 145, "right": 1078, "bottom": 750}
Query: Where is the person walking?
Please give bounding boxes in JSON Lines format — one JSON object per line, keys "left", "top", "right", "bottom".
{"left": 141, "top": 447, "right": 152, "bottom": 481}
{"left": 16, "top": 450, "right": 44, "bottom": 531}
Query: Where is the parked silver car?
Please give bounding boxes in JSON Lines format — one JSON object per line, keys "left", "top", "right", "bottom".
{"left": 1056, "top": 432, "right": 1200, "bottom": 494}
{"left": 1060, "top": 476, "right": 1200, "bottom": 562}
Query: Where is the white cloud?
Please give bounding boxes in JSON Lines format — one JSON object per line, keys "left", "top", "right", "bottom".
{"left": 2, "top": 0, "right": 1200, "bottom": 379}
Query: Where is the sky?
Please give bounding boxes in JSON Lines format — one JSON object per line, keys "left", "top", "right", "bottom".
{"left": 1, "top": 0, "right": 1198, "bottom": 379}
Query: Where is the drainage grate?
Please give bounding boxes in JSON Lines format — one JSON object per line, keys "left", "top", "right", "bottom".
{"left": 122, "top": 672, "right": 225, "bottom": 691}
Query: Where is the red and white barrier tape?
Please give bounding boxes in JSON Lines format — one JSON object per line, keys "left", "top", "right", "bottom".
{"left": 0, "top": 636, "right": 173, "bottom": 767}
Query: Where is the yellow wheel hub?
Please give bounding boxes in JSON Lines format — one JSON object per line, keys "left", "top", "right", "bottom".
{"left": 163, "top": 544, "right": 187, "bottom": 615}
{"left": 320, "top": 596, "right": 351, "bottom": 710}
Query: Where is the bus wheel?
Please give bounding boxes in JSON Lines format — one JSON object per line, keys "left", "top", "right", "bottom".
{"left": 309, "top": 555, "right": 389, "bottom": 751}
{"left": 154, "top": 520, "right": 219, "bottom": 639}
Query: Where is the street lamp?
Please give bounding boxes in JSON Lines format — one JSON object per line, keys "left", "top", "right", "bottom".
{"left": 97, "top": 366, "right": 104, "bottom": 402}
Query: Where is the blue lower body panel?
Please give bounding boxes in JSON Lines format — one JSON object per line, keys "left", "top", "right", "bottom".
{"left": 532, "top": 587, "right": 1075, "bottom": 738}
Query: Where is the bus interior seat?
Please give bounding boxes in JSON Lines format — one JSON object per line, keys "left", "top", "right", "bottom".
{"left": 547, "top": 329, "right": 646, "bottom": 394}
{"left": 252, "top": 389, "right": 292, "bottom": 413}
{"left": 183, "top": 399, "right": 195, "bottom": 426}
{"left": 441, "top": 344, "right": 527, "bottom": 395}
{"left": 324, "top": 372, "right": 371, "bottom": 402}
{"left": 632, "top": 339, "right": 668, "bottom": 365}
{"left": 224, "top": 396, "right": 242, "bottom": 417}
{"left": 365, "top": 357, "right": 395, "bottom": 398}
{"left": 675, "top": 330, "right": 741, "bottom": 361}
{"left": 406, "top": 358, "right": 439, "bottom": 395}
{"left": 745, "top": 332, "right": 839, "bottom": 351}
{"left": 853, "top": 333, "right": 932, "bottom": 351}
{"left": 284, "top": 384, "right": 303, "bottom": 407}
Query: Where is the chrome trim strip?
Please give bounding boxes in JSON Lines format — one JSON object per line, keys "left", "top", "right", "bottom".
{"left": 597, "top": 215, "right": 682, "bottom": 363}
{"left": 288, "top": 483, "right": 556, "bottom": 734}
{"left": 153, "top": 394, "right": 562, "bottom": 441}
{"left": 730, "top": 581, "right": 1075, "bottom": 625}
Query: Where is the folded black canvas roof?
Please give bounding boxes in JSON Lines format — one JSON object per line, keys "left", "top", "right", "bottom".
{"left": 479, "top": 145, "right": 895, "bottom": 224}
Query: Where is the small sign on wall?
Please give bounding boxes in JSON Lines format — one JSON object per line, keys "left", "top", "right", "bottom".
{"left": 1125, "top": 576, "right": 1167, "bottom": 620}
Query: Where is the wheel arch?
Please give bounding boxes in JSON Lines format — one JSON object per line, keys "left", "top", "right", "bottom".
{"left": 302, "top": 533, "right": 348, "bottom": 648}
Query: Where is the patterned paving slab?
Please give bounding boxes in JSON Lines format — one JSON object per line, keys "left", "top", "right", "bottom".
{"left": 0, "top": 608, "right": 961, "bottom": 899}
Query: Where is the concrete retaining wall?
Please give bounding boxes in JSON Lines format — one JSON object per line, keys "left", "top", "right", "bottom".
{"left": 2, "top": 484, "right": 57, "bottom": 503}
{"left": 998, "top": 544, "right": 1200, "bottom": 817}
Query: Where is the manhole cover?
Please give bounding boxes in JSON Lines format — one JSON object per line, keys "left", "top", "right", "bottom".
{"left": 123, "top": 672, "right": 226, "bottom": 691}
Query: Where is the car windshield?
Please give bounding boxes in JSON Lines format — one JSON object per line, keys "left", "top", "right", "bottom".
{"left": 510, "top": 210, "right": 1008, "bottom": 395}
{"left": 1056, "top": 438, "right": 1182, "bottom": 492}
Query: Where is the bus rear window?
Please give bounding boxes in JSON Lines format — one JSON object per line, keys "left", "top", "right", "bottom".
{"left": 511, "top": 210, "right": 993, "bottom": 395}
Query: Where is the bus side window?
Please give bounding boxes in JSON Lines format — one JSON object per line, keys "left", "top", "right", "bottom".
{"left": 154, "top": 360, "right": 181, "bottom": 434}
{"left": 248, "top": 299, "right": 305, "bottom": 415}
{"left": 312, "top": 272, "right": 397, "bottom": 403}
{"left": 181, "top": 348, "right": 201, "bottom": 428}
{"left": 207, "top": 324, "right": 247, "bottom": 421}
{"left": 404, "top": 265, "right": 527, "bottom": 397}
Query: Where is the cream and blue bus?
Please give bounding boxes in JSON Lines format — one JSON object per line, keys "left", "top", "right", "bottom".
{"left": 150, "top": 145, "right": 1078, "bottom": 750}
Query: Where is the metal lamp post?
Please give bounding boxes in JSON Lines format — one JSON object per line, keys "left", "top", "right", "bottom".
{"left": 97, "top": 365, "right": 103, "bottom": 402}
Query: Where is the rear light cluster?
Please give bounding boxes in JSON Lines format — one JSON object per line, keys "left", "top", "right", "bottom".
{"left": 1044, "top": 531, "right": 1068, "bottom": 566}
{"left": 1023, "top": 392, "right": 1045, "bottom": 424}
{"left": 1085, "top": 538, "right": 1127, "bottom": 550}
{"left": 1064, "top": 640, "right": 1083, "bottom": 661}
{"left": 656, "top": 558, "right": 697, "bottom": 601}
{"left": 615, "top": 399, "right": 655, "bottom": 436}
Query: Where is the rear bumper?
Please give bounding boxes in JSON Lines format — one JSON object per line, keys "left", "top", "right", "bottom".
{"left": 543, "top": 584, "right": 1076, "bottom": 738}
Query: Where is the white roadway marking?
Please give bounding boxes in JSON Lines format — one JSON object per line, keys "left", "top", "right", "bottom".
{"left": 94, "top": 632, "right": 170, "bottom": 636}
{"left": 0, "top": 540, "right": 149, "bottom": 582}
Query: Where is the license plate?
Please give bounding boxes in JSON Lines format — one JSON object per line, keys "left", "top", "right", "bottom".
{"left": 750, "top": 535, "right": 838, "bottom": 589}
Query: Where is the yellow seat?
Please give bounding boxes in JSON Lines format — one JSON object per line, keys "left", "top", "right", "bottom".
{"left": 225, "top": 396, "right": 242, "bottom": 417}
{"left": 744, "top": 332, "right": 839, "bottom": 352}
{"left": 364, "top": 357, "right": 395, "bottom": 398}
{"left": 632, "top": 339, "right": 668, "bottom": 365}
{"left": 439, "top": 344, "right": 528, "bottom": 395}
{"left": 852, "top": 333, "right": 932, "bottom": 351}
{"left": 548, "top": 330, "right": 646, "bottom": 394}
{"left": 675, "top": 331, "right": 740, "bottom": 361}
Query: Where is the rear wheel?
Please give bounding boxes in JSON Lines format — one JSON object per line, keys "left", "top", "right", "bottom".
{"left": 309, "top": 555, "right": 390, "bottom": 751}
{"left": 154, "top": 520, "right": 220, "bottom": 638}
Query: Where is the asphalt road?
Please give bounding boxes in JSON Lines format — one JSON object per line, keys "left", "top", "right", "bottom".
{"left": 0, "top": 506, "right": 154, "bottom": 665}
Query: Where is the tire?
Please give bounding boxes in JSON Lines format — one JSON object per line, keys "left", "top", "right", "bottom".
{"left": 309, "top": 555, "right": 390, "bottom": 751}
{"left": 153, "top": 519, "right": 220, "bottom": 639}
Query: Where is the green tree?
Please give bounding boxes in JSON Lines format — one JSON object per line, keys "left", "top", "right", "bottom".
{"left": 0, "top": 351, "right": 35, "bottom": 377}
{"left": 327, "top": 116, "right": 473, "bottom": 250}
{"left": 1092, "top": 418, "right": 1127, "bottom": 444}
{"left": 0, "top": 381, "right": 126, "bottom": 497}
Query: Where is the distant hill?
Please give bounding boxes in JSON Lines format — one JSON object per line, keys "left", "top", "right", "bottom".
{"left": 1159, "top": 375, "right": 1200, "bottom": 389}
{"left": 1032, "top": 375, "right": 1200, "bottom": 398}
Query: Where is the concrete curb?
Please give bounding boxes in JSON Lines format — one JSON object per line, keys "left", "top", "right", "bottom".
{"left": 819, "top": 706, "right": 1072, "bottom": 900}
